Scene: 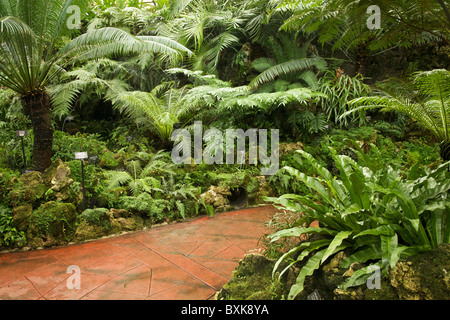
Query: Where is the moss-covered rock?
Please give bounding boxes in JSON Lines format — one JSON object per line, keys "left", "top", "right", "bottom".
{"left": 74, "top": 208, "right": 142, "bottom": 242}
{"left": 73, "top": 220, "right": 110, "bottom": 242}
{"left": 42, "top": 159, "right": 80, "bottom": 204}
{"left": 27, "top": 201, "right": 77, "bottom": 248}
{"left": 389, "top": 244, "right": 450, "bottom": 300}
{"left": 12, "top": 205, "right": 33, "bottom": 231}
{"left": 218, "top": 245, "right": 450, "bottom": 300}
{"left": 200, "top": 186, "right": 231, "bottom": 212}
{"left": 215, "top": 253, "right": 288, "bottom": 300}
{"left": 9, "top": 171, "right": 47, "bottom": 207}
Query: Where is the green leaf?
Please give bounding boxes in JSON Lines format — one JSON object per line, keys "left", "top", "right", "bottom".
{"left": 341, "top": 246, "right": 382, "bottom": 269}
{"left": 321, "top": 231, "right": 352, "bottom": 263}
{"left": 287, "top": 248, "right": 328, "bottom": 300}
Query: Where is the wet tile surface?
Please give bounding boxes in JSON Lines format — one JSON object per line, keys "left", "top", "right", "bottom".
{"left": 0, "top": 206, "right": 276, "bottom": 300}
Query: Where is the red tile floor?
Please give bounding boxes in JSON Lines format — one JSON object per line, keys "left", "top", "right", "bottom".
{"left": 0, "top": 205, "right": 276, "bottom": 300}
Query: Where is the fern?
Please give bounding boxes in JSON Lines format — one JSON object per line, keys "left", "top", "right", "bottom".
{"left": 342, "top": 69, "right": 450, "bottom": 142}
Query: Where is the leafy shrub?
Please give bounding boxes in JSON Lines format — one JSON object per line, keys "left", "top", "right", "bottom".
{"left": 0, "top": 205, "right": 26, "bottom": 247}
{"left": 52, "top": 131, "right": 108, "bottom": 162}
{"left": 265, "top": 148, "right": 450, "bottom": 299}
{"left": 319, "top": 70, "right": 371, "bottom": 127}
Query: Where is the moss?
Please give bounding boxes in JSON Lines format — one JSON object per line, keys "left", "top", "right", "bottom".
{"left": 216, "top": 253, "right": 287, "bottom": 300}
{"left": 78, "top": 208, "right": 111, "bottom": 230}
{"left": 12, "top": 205, "right": 33, "bottom": 231}
{"left": 9, "top": 171, "right": 47, "bottom": 208}
{"left": 389, "top": 244, "right": 450, "bottom": 300}
{"left": 27, "top": 201, "right": 77, "bottom": 247}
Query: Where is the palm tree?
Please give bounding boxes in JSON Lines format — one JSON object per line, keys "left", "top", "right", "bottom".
{"left": 341, "top": 69, "right": 450, "bottom": 160}
{"left": 0, "top": 0, "right": 192, "bottom": 172}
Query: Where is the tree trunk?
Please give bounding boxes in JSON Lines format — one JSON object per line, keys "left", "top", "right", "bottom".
{"left": 440, "top": 140, "right": 450, "bottom": 162}
{"left": 21, "top": 91, "right": 54, "bottom": 172}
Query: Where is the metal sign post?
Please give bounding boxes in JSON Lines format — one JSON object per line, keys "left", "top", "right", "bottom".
{"left": 16, "top": 130, "right": 28, "bottom": 173}
{"left": 75, "top": 152, "right": 88, "bottom": 210}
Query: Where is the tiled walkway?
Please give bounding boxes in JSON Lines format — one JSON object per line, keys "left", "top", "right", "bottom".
{"left": 0, "top": 206, "right": 276, "bottom": 300}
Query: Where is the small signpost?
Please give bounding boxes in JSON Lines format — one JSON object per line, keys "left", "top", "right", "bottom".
{"left": 63, "top": 116, "right": 75, "bottom": 133}
{"left": 16, "top": 130, "right": 28, "bottom": 173}
{"left": 75, "top": 152, "right": 88, "bottom": 210}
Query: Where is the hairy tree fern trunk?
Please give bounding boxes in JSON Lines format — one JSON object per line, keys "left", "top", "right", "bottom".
{"left": 440, "top": 140, "right": 450, "bottom": 162}
{"left": 21, "top": 91, "right": 54, "bottom": 172}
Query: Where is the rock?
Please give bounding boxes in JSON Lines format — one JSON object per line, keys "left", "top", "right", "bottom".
{"left": 74, "top": 220, "right": 109, "bottom": 242}
{"left": 200, "top": 186, "right": 231, "bottom": 212}
{"left": 27, "top": 201, "right": 77, "bottom": 247}
{"left": 41, "top": 160, "right": 80, "bottom": 205}
{"left": 9, "top": 171, "right": 47, "bottom": 207}
{"left": 216, "top": 253, "right": 288, "bottom": 300}
{"left": 110, "top": 208, "right": 130, "bottom": 219}
{"left": 279, "top": 142, "right": 303, "bottom": 156}
{"left": 12, "top": 205, "right": 33, "bottom": 231}
{"left": 74, "top": 208, "right": 141, "bottom": 242}
{"left": 389, "top": 244, "right": 450, "bottom": 300}
{"left": 117, "top": 215, "right": 143, "bottom": 231}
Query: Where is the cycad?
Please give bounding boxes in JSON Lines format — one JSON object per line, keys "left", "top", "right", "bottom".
{"left": 341, "top": 69, "right": 450, "bottom": 160}
{"left": 0, "top": 0, "right": 192, "bottom": 171}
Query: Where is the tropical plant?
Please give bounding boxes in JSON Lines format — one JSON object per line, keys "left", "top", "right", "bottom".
{"left": 107, "top": 85, "right": 196, "bottom": 146}
{"left": 248, "top": 34, "right": 327, "bottom": 91}
{"left": 0, "top": 205, "right": 26, "bottom": 247}
{"left": 0, "top": 0, "right": 192, "bottom": 171}
{"left": 276, "top": 0, "right": 450, "bottom": 52}
{"left": 104, "top": 150, "right": 176, "bottom": 198}
{"left": 319, "top": 69, "right": 371, "bottom": 127}
{"left": 156, "top": 0, "right": 254, "bottom": 73}
{"left": 341, "top": 69, "right": 450, "bottom": 160}
{"left": 265, "top": 146, "right": 450, "bottom": 299}
{"left": 167, "top": 67, "right": 327, "bottom": 135}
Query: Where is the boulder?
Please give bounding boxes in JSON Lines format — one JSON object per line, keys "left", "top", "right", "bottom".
{"left": 74, "top": 208, "right": 141, "bottom": 242}
{"left": 9, "top": 171, "right": 47, "bottom": 207}
{"left": 12, "top": 205, "right": 33, "bottom": 231}
{"left": 27, "top": 201, "right": 77, "bottom": 248}
{"left": 200, "top": 186, "right": 231, "bottom": 212}
{"left": 73, "top": 220, "right": 110, "bottom": 242}
{"left": 215, "top": 253, "right": 288, "bottom": 300}
{"left": 389, "top": 244, "right": 450, "bottom": 300}
{"left": 42, "top": 159, "right": 78, "bottom": 203}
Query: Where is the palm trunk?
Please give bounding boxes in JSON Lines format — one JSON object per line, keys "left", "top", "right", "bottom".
{"left": 21, "top": 91, "right": 54, "bottom": 172}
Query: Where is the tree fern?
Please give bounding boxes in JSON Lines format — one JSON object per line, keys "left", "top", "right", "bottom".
{"left": 248, "top": 34, "right": 327, "bottom": 90}
{"left": 341, "top": 69, "right": 450, "bottom": 143}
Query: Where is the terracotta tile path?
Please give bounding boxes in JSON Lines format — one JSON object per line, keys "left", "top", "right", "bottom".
{"left": 0, "top": 205, "right": 276, "bottom": 300}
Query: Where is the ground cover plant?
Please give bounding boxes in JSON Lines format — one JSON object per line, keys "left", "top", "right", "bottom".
{"left": 0, "top": 0, "right": 449, "bottom": 300}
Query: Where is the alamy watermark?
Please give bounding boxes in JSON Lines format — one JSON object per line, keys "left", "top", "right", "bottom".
{"left": 367, "top": 5, "right": 381, "bottom": 30}
{"left": 66, "top": 265, "right": 81, "bottom": 290}
{"left": 170, "top": 121, "right": 279, "bottom": 175}
{"left": 366, "top": 265, "right": 381, "bottom": 290}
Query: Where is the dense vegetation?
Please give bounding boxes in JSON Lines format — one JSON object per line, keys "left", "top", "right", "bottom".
{"left": 0, "top": 0, "right": 449, "bottom": 299}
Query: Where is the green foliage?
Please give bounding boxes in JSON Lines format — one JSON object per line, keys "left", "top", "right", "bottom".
{"left": 78, "top": 208, "right": 111, "bottom": 230}
{"left": 319, "top": 70, "right": 371, "bottom": 127}
{"left": 0, "top": 205, "right": 26, "bottom": 247}
{"left": 265, "top": 147, "right": 450, "bottom": 299}
{"left": 52, "top": 131, "right": 109, "bottom": 162}
{"left": 343, "top": 69, "right": 450, "bottom": 143}
{"left": 249, "top": 34, "right": 327, "bottom": 90}
{"left": 276, "top": 0, "right": 450, "bottom": 53}
{"left": 107, "top": 87, "right": 195, "bottom": 144}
